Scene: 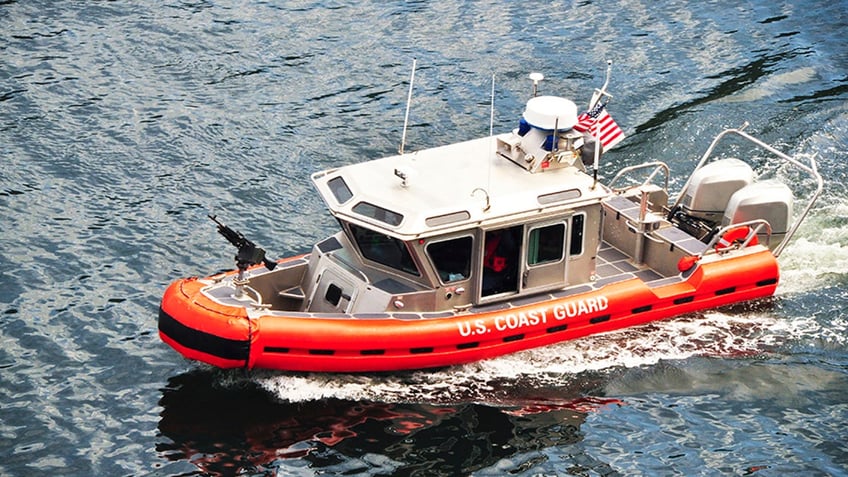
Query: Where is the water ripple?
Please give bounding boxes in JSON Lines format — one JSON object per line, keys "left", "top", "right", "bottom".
{"left": 1, "top": 0, "right": 846, "bottom": 475}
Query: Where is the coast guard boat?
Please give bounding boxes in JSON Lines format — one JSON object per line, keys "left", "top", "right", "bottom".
{"left": 159, "top": 65, "right": 822, "bottom": 372}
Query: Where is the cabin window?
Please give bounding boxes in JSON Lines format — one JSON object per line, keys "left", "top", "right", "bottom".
{"left": 527, "top": 223, "right": 565, "bottom": 266}
{"left": 570, "top": 213, "right": 585, "bottom": 256}
{"left": 325, "top": 283, "right": 343, "bottom": 306}
{"left": 349, "top": 223, "right": 420, "bottom": 276}
{"left": 352, "top": 201, "right": 403, "bottom": 227}
{"left": 427, "top": 236, "right": 473, "bottom": 283}
{"left": 327, "top": 176, "right": 353, "bottom": 204}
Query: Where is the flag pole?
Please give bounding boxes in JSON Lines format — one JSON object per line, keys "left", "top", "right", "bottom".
{"left": 593, "top": 117, "right": 601, "bottom": 188}
{"left": 590, "top": 59, "right": 614, "bottom": 109}
{"left": 591, "top": 60, "right": 612, "bottom": 188}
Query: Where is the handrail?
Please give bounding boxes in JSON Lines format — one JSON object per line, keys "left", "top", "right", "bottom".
{"left": 669, "top": 126, "right": 823, "bottom": 258}
{"left": 608, "top": 161, "right": 670, "bottom": 193}
{"left": 701, "top": 219, "right": 772, "bottom": 257}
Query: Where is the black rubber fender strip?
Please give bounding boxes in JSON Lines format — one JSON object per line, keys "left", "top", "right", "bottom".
{"left": 158, "top": 307, "right": 250, "bottom": 362}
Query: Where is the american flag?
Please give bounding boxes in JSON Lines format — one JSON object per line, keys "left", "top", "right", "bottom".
{"left": 572, "top": 101, "right": 625, "bottom": 150}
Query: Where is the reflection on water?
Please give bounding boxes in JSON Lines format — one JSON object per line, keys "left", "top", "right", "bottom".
{"left": 156, "top": 370, "right": 621, "bottom": 476}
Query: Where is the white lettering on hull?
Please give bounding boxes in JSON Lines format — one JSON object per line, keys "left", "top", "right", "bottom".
{"left": 456, "top": 296, "right": 609, "bottom": 337}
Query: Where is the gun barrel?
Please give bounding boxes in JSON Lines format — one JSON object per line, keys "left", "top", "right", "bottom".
{"left": 208, "top": 214, "right": 225, "bottom": 228}
{"left": 209, "top": 214, "right": 250, "bottom": 248}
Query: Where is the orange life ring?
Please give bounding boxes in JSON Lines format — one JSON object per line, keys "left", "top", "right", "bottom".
{"left": 715, "top": 226, "right": 758, "bottom": 252}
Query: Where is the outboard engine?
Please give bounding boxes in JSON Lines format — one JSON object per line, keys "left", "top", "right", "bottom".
{"left": 672, "top": 158, "right": 754, "bottom": 240}
{"left": 722, "top": 181, "right": 793, "bottom": 250}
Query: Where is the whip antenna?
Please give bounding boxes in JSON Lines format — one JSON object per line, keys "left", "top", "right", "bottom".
{"left": 399, "top": 58, "right": 417, "bottom": 155}
{"left": 489, "top": 73, "right": 495, "bottom": 137}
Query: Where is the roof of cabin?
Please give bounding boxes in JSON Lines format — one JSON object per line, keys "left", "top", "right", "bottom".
{"left": 311, "top": 133, "right": 609, "bottom": 239}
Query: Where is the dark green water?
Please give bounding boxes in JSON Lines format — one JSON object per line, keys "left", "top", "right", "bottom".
{"left": 1, "top": 1, "right": 847, "bottom": 475}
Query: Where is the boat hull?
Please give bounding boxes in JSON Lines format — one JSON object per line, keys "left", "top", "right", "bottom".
{"left": 159, "top": 248, "right": 779, "bottom": 372}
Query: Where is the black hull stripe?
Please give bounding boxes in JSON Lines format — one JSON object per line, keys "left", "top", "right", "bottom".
{"left": 158, "top": 307, "right": 249, "bottom": 362}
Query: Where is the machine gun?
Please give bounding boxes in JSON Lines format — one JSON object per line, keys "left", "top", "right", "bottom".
{"left": 208, "top": 214, "right": 277, "bottom": 272}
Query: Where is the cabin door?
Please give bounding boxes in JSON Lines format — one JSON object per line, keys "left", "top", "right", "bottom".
{"left": 480, "top": 225, "right": 523, "bottom": 298}
{"left": 479, "top": 218, "right": 575, "bottom": 301}
{"left": 521, "top": 220, "right": 569, "bottom": 293}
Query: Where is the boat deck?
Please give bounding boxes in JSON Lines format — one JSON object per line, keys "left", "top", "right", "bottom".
{"left": 595, "top": 243, "right": 663, "bottom": 285}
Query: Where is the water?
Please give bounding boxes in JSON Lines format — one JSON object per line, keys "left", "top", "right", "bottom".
{"left": 1, "top": 1, "right": 847, "bottom": 475}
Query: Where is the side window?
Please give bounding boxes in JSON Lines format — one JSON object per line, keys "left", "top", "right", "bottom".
{"left": 327, "top": 176, "right": 353, "bottom": 204}
{"left": 527, "top": 223, "right": 565, "bottom": 266}
{"left": 569, "top": 214, "right": 585, "bottom": 256}
{"left": 427, "top": 236, "right": 473, "bottom": 283}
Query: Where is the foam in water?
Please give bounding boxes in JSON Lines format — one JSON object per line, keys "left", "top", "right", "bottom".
{"left": 255, "top": 310, "right": 841, "bottom": 404}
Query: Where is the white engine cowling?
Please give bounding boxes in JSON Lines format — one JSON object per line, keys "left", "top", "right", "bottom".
{"left": 679, "top": 158, "right": 754, "bottom": 222}
{"left": 722, "top": 181, "right": 793, "bottom": 250}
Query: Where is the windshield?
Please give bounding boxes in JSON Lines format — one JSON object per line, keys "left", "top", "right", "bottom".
{"left": 348, "top": 223, "right": 420, "bottom": 276}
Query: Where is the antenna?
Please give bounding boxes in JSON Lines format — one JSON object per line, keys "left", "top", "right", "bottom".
{"left": 553, "top": 117, "right": 559, "bottom": 152}
{"left": 529, "top": 72, "right": 544, "bottom": 97}
{"left": 489, "top": 74, "right": 495, "bottom": 137}
{"left": 589, "top": 60, "right": 613, "bottom": 109}
{"left": 399, "top": 58, "right": 417, "bottom": 155}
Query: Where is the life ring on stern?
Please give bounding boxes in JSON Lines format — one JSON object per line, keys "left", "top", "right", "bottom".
{"left": 715, "top": 226, "right": 758, "bottom": 252}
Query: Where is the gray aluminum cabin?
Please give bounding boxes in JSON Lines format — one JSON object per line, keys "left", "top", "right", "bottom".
{"left": 306, "top": 96, "right": 610, "bottom": 314}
